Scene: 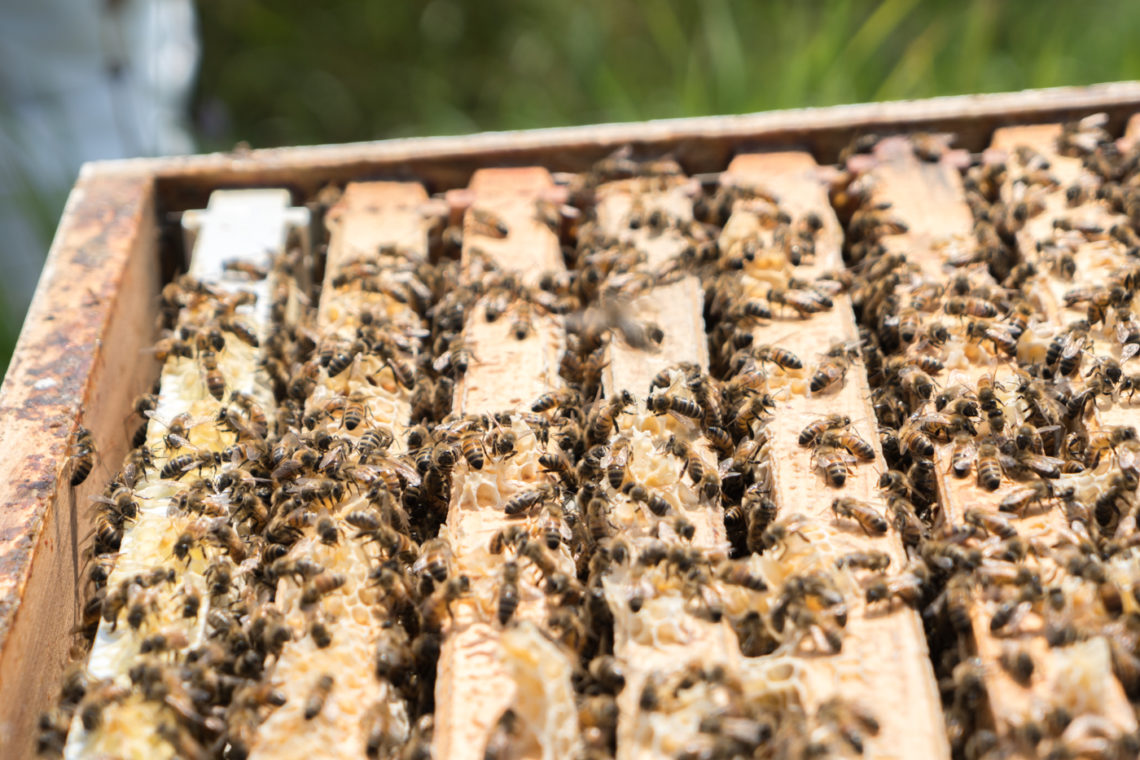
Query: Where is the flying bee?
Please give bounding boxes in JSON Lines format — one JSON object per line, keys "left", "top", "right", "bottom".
{"left": 69, "top": 426, "right": 97, "bottom": 486}
{"left": 799, "top": 414, "right": 851, "bottom": 447}
{"left": 497, "top": 561, "right": 520, "bottom": 626}
{"left": 831, "top": 497, "right": 888, "bottom": 535}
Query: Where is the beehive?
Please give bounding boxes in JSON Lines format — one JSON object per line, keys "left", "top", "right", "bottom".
{"left": 7, "top": 83, "right": 1140, "bottom": 760}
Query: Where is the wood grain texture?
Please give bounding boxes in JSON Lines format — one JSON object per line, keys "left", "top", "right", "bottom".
{"left": 0, "top": 173, "right": 161, "bottom": 754}
{"left": 434, "top": 168, "right": 578, "bottom": 760}
{"left": 124, "top": 82, "right": 1140, "bottom": 212}
{"left": 721, "top": 151, "right": 949, "bottom": 760}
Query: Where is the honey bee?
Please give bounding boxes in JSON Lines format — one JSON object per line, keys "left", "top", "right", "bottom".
{"left": 1089, "top": 426, "right": 1138, "bottom": 463}
{"left": 663, "top": 435, "right": 707, "bottom": 486}
{"left": 703, "top": 425, "right": 734, "bottom": 457}
{"left": 835, "top": 550, "right": 891, "bottom": 572}
{"left": 758, "top": 513, "right": 810, "bottom": 555}
{"left": 899, "top": 422, "right": 935, "bottom": 458}
{"left": 414, "top": 538, "right": 455, "bottom": 583}
{"left": 754, "top": 345, "right": 803, "bottom": 370}
{"left": 998, "top": 481, "right": 1055, "bottom": 515}
{"left": 948, "top": 435, "right": 976, "bottom": 478}
{"left": 198, "top": 347, "right": 227, "bottom": 401}
{"left": 831, "top": 497, "right": 888, "bottom": 535}
{"left": 647, "top": 390, "right": 702, "bottom": 419}
{"left": 300, "top": 571, "right": 347, "bottom": 609}
{"left": 497, "top": 561, "right": 520, "bottom": 626}
{"left": 77, "top": 679, "right": 130, "bottom": 731}
{"left": 625, "top": 483, "right": 671, "bottom": 517}
{"left": 799, "top": 414, "right": 851, "bottom": 447}
{"left": 531, "top": 388, "right": 580, "bottom": 413}
{"left": 303, "top": 674, "right": 334, "bottom": 720}
{"left": 945, "top": 296, "right": 998, "bottom": 318}
{"left": 966, "top": 440, "right": 1004, "bottom": 491}
{"left": 705, "top": 559, "right": 764, "bottom": 592}
{"left": 810, "top": 353, "right": 850, "bottom": 395}
{"left": 962, "top": 321, "right": 1016, "bottom": 357}
{"left": 818, "top": 429, "right": 875, "bottom": 462}
{"left": 590, "top": 392, "right": 637, "bottom": 446}
{"left": 768, "top": 287, "right": 830, "bottom": 318}
{"left": 504, "top": 483, "right": 554, "bottom": 517}
{"left": 607, "top": 436, "right": 631, "bottom": 490}
{"left": 470, "top": 207, "right": 510, "bottom": 238}
{"left": 69, "top": 426, "right": 96, "bottom": 486}
{"left": 964, "top": 508, "right": 1017, "bottom": 539}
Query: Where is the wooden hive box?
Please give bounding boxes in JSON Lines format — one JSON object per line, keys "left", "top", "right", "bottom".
{"left": 7, "top": 82, "right": 1140, "bottom": 759}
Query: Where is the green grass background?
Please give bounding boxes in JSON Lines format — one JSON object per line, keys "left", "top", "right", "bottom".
{"left": 8, "top": 0, "right": 1140, "bottom": 376}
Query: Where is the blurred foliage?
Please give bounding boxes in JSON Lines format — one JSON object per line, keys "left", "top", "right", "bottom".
{"left": 192, "top": 0, "right": 1140, "bottom": 149}
{"left": 7, "top": 0, "right": 1140, "bottom": 379}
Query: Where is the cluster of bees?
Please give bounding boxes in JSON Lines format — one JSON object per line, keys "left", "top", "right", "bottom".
{"left": 838, "top": 116, "right": 1140, "bottom": 759}
{"left": 46, "top": 117, "right": 1140, "bottom": 760}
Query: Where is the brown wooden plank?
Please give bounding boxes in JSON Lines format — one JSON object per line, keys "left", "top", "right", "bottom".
{"left": 133, "top": 83, "right": 1140, "bottom": 211}
{"left": 588, "top": 173, "right": 737, "bottom": 760}
{"left": 865, "top": 135, "right": 1137, "bottom": 743}
{"left": 0, "top": 172, "right": 160, "bottom": 754}
{"left": 434, "top": 168, "right": 581, "bottom": 760}
{"left": 248, "top": 182, "right": 432, "bottom": 759}
{"left": 720, "top": 152, "right": 949, "bottom": 760}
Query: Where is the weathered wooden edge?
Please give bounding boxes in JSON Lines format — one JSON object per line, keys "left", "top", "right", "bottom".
{"left": 0, "top": 173, "right": 161, "bottom": 750}
{"left": 81, "top": 82, "right": 1140, "bottom": 212}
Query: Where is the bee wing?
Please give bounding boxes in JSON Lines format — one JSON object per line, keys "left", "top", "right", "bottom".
{"left": 1123, "top": 343, "right": 1140, "bottom": 362}
{"left": 380, "top": 457, "right": 423, "bottom": 488}
{"left": 432, "top": 352, "right": 457, "bottom": 373}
